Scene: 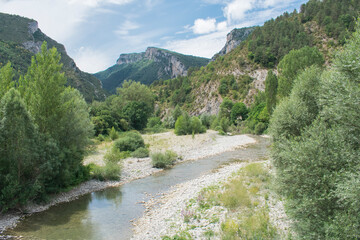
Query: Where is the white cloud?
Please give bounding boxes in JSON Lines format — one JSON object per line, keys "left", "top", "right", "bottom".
{"left": 192, "top": 18, "right": 217, "bottom": 34}
{"left": 74, "top": 47, "right": 114, "bottom": 73}
{"left": 0, "top": 0, "right": 135, "bottom": 43}
{"left": 223, "top": 0, "right": 255, "bottom": 23}
{"left": 114, "top": 20, "right": 140, "bottom": 36}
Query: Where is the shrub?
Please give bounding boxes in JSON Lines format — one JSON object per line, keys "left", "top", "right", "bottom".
{"left": 254, "top": 122, "right": 267, "bottom": 135}
{"left": 90, "top": 161, "right": 122, "bottom": 181}
{"left": 151, "top": 150, "right": 178, "bottom": 168}
{"left": 109, "top": 127, "right": 119, "bottom": 140}
{"left": 131, "top": 147, "right": 149, "bottom": 158}
{"left": 147, "top": 117, "right": 162, "bottom": 128}
{"left": 220, "top": 117, "right": 230, "bottom": 133}
{"left": 114, "top": 131, "right": 145, "bottom": 152}
{"left": 104, "top": 148, "right": 122, "bottom": 163}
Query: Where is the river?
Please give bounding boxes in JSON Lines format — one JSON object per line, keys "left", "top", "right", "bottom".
{"left": 4, "top": 136, "right": 269, "bottom": 240}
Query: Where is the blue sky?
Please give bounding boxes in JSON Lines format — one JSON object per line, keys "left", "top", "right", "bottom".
{"left": 0, "top": 0, "right": 308, "bottom": 73}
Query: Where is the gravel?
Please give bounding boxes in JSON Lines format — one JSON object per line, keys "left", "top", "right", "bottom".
{"left": 0, "top": 132, "right": 256, "bottom": 233}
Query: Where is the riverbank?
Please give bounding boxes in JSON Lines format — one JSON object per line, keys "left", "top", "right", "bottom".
{"left": 0, "top": 131, "right": 256, "bottom": 233}
{"left": 131, "top": 160, "right": 292, "bottom": 239}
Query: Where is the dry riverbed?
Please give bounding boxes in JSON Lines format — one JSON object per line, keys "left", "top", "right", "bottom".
{"left": 132, "top": 160, "right": 292, "bottom": 240}
{"left": 0, "top": 130, "right": 256, "bottom": 233}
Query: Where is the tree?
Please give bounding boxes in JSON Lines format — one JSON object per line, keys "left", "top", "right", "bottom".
{"left": 277, "top": 46, "right": 324, "bottom": 98}
{"left": 172, "top": 105, "right": 182, "bottom": 122}
{"left": 230, "top": 102, "right": 248, "bottom": 124}
{"left": 0, "top": 89, "right": 42, "bottom": 211}
{"left": 265, "top": 70, "right": 278, "bottom": 114}
{"left": 0, "top": 62, "right": 15, "bottom": 100}
{"left": 219, "top": 98, "right": 234, "bottom": 119}
{"left": 123, "top": 101, "right": 152, "bottom": 130}
{"left": 19, "top": 42, "right": 66, "bottom": 137}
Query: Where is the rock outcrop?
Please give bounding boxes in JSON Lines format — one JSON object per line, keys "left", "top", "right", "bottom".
{"left": 213, "top": 27, "right": 255, "bottom": 60}
{"left": 97, "top": 47, "right": 209, "bottom": 92}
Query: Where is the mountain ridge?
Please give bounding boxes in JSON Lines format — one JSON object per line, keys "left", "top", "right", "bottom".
{"left": 0, "top": 12, "right": 107, "bottom": 102}
{"left": 95, "top": 47, "right": 210, "bottom": 93}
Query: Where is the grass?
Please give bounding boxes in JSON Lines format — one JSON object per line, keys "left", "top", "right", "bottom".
{"left": 166, "top": 162, "right": 278, "bottom": 240}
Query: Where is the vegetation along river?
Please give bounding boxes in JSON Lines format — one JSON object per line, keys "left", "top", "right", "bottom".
{"left": 5, "top": 136, "right": 269, "bottom": 240}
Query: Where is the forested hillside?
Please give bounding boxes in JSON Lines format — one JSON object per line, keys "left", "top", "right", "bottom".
{"left": 0, "top": 13, "right": 107, "bottom": 102}
{"left": 151, "top": 0, "right": 360, "bottom": 135}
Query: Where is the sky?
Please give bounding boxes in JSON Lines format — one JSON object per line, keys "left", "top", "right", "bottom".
{"left": 0, "top": 0, "right": 308, "bottom": 73}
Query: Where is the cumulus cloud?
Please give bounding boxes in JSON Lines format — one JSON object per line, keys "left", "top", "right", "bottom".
{"left": 192, "top": 18, "right": 217, "bottom": 34}
{"left": 223, "top": 0, "right": 255, "bottom": 23}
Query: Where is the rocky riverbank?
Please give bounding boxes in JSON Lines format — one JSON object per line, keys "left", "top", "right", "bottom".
{"left": 0, "top": 131, "right": 256, "bottom": 233}
{"left": 131, "top": 160, "right": 292, "bottom": 239}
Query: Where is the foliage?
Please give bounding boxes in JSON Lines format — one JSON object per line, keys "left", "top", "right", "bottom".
{"left": 243, "top": 92, "right": 270, "bottom": 135}
{"left": 300, "top": 0, "right": 360, "bottom": 43}
{"left": 248, "top": 10, "right": 312, "bottom": 67}
{"left": 265, "top": 70, "right": 278, "bottom": 114}
{"left": 270, "top": 22, "right": 360, "bottom": 239}
{"left": 219, "top": 98, "right": 233, "bottom": 119}
{"left": 131, "top": 147, "right": 150, "bottom": 158}
{"left": 151, "top": 150, "right": 178, "bottom": 168}
{"left": 230, "top": 102, "right": 248, "bottom": 124}
{"left": 109, "top": 127, "right": 119, "bottom": 140}
{"left": 0, "top": 62, "right": 15, "bottom": 100}
{"left": 90, "top": 161, "right": 121, "bottom": 181}
{"left": 113, "top": 131, "right": 145, "bottom": 152}
{"left": 174, "top": 113, "right": 206, "bottom": 136}
{"left": 0, "top": 43, "right": 93, "bottom": 210}
{"left": 277, "top": 46, "right": 324, "bottom": 98}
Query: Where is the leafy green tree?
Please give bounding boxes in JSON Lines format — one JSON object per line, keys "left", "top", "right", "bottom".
{"left": 219, "top": 98, "right": 234, "bottom": 119}
{"left": 172, "top": 105, "right": 182, "bottom": 122}
{"left": 0, "top": 62, "right": 14, "bottom": 100}
{"left": 230, "top": 102, "right": 248, "bottom": 124}
{"left": 174, "top": 113, "right": 191, "bottom": 136}
{"left": 123, "top": 101, "right": 152, "bottom": 130}
{"left": 265, "top": 70, "right": 278, "bottom": 114}
{"left": 277, "top": 46, "right": 324, "bottom": 98}
{"left": 0, "top": 89, "right": 42, "bottom": 211}
{"left": 19, "top": 42, "right": 66, "bottom": 136}
{"left": 270, "top": 21, "right": 360, "bottom": 239}
{"left": 270, "top": 66, "right": 323, "bottom": 140}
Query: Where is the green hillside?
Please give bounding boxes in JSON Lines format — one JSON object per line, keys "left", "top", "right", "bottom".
{"left": 0, "top": 12, "right": 107, "bottom": 102}
{"left": 95, "top": 47, "right": 209, "bottom": 93}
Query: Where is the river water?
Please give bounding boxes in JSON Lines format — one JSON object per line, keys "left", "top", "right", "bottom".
{"left": 5, "top": 136, "right": 269, "bottom": 240}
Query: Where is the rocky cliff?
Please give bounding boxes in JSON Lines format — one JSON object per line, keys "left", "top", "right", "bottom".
{"left": 0, "top": 12, "right": 106, "bottom": 102}
{"left": 96, "top": 47, "right": 209, "bottom": 93}
{"left": 212, "top": 27, "right": 255, "bottom": 60}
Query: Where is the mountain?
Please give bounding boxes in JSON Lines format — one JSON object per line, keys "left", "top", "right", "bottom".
{"left": 153, "top": 0, "right": 360, "bottom": 116}
{"left": 212, "top": 27, "right": 255, "bottom": 60}
{"left": 95, "top": 47, "right": 210, "bottom": 93}
{"left": 0, "top": 12, "right": 106, "bottom": 102}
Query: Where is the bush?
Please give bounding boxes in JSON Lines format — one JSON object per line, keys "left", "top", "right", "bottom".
{"left": 147, "top": 117, "right": 162, "bottom": 128}
{"left": 114, "top": 131, "right": 145, "bottom": 152}
{"left": 103, "top": 148, "right": 122, "bottom": 163}
{"left": 151, "top": 150, "right": 178, "bottom": 168}
{"left": 131, "top": 147, "right": 149, "bottom": 158}
{"left": 90, "top": 161, "right": 122, "bottom": 181}
{"left": 175, "top": 114, "right": 206, "bottom": 135}
{"left": 220, "top": 117, "right": 230, "bottom": 133}
{"left": 109, "top": 127, "right": 119, "bottom": 140}
{"left": 254, "top": 122, "right": 267, "bottom": 135}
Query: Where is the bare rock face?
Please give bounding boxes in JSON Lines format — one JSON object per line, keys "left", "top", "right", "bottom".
{"left": 116, "top": 47, "right": 189, "bottom": 78}
{"left": 116, "top": 52, "right": 145, "bottom": 65}
{"left": 213, "top": 27, "right": 255, "bottom": 60}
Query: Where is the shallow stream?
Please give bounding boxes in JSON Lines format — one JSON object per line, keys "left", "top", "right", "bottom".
{"left": 5, "top": 136, "right": 269, "bottom": 240}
